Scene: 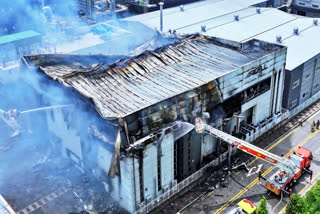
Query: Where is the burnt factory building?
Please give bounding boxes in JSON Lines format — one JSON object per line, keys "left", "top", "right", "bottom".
{"left": 23, "top": 34, "right": 286, "bottom": 213}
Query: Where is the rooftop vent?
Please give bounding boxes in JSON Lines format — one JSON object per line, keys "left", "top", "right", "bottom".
{"left": 256, "top": 8, "right": 261, "bottom": 14}
{"left": 201, "top": 25, "right": 206, "bottom": 32}
{"left": 180, "top": 5, "right": 184, "bottom": 12}
{"left": 313, "top": 19, "right": 318, "bottom": 25}
{"left": 276, "top": 35, "right": 282, "bottom": 43}
{"left": 293, "top": 27, "right": 299, "bottom": 35}
{"left": 234, "top": 14, "right": 239, "bottom": 21}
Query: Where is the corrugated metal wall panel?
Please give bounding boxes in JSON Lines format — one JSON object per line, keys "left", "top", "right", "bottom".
{"left": 78, "top": 0, "right": 94, "bottom": 14}
{"left": 299, "top": 58, "right": 315, "bottom": 104}
{"left": 282, "top": 69, "right": 292, "bottom": 110}
{"left": 288, "top": 65, "right": 303, "bottom": 110}
{"left": 119, "top": 157, "right": 136, "bottom": 213}
{"left": 134, "top": 158, "right": 141, "bottom": 205}
{"left": 202, "top": 135, "right": 217, "bottom": 157}
{"left": 143, "top": 144, "right": 158, "bottom": 199}
{"left": 160, "top": 132, "right": 174, "bottom": 189}
{"left": 191, "top": 130, "right": 201, "bottom": 172}
{"left": 312, "top": 55, "right": 320, "bottom": 95}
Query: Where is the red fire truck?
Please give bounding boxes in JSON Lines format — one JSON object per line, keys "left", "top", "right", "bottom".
{"left": 195, "top": 118, "right": 313, "bottom": 195}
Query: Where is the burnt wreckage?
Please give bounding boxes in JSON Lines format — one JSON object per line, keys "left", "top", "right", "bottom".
{"left": 22, "top": 34, "right": 287, "bottom": 213}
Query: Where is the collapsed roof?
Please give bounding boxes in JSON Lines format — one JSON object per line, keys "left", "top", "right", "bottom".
{"left": 24, "top": 34, "right": 282, "bottom": 119}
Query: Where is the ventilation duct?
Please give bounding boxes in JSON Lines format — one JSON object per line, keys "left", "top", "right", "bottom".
{"left": 276, "top": 35, "right": 282, "bottom": 43}
{"left": 180, "top": 5, "right": 184, "bottom": 12}
{"left": 234, "top": 14, "right": 239, "bottom": 21}
{"left": 313, "top": 19, "right": 318, "bottom": 26}
{"left": 256, "top": 8, "right": 261, "bottom": 14}
{"left": 293, "top": 27, "right": 299, "bottom": 35}
{"left": 201, "top": 25, "right": 206, "bottom": 32}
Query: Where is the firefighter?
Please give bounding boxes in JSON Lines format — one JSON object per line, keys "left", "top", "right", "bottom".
{"left": 279, "top": 171, "right": 284, "bottom": 181}
{"left": 299, "top": 118, "right": 303, "bottom": 127}
{"left": 317, "top": 120, "right": 320, "bottom": 129}
{"left": 311, "top": 121, "right": 315, "bottom": 133}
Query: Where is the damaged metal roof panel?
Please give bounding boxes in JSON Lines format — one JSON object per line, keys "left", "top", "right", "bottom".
{"left": 27, "top": 34, "right": 281, "bottom": 119}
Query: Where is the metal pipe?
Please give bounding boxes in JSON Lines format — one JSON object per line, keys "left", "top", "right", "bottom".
{"left": 159, "top": 2, "right": 164, "bottom": 32}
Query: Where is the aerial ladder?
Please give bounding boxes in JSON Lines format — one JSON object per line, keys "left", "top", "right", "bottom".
{"left": 195, "top": 118, "right": 313, "bottom": 196}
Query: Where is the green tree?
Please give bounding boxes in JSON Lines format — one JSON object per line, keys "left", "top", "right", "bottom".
{"left": 256, "top": 196, "right": 268, "bottom": 214}
{"left": 305, "top": 180, "right": 320, "bottom": 214}
{"left": 286, "top": 194, "right": 306, "bottom": 214}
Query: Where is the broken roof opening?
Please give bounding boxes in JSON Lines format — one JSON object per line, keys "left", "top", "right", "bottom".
{"left": 24, "top": 34, "right": 283, "bottom": 119}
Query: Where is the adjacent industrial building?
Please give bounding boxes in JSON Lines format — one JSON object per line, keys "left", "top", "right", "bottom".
{"left": 291, "top": 0, "right": 320, "bottom": 17}
{"left": 22, "top": 34, "right": 286, "bottom": 213}
{"left": 0, "top": 30, "right": 42, "bottom": 71}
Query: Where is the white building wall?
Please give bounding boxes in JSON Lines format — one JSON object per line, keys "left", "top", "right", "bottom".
{"left": 46, "top": 108, "right": 83, "bottom": 166}
{"left": 219, "top": 52, "right": 286, "bottom": 101}
{"left": 160, "top": 132, "right": 174, "bottom": 189}
{"left": 117, "top": 157, "right": 137, "bottom": 213}
{"left": 241, "top": 90, "right": 272, "bottom": 124}
{"left": 202, "top": 135, "right": 217, "bottom": 157}
{"left": 143, "top": 143, "right": 158, "bottom": 200}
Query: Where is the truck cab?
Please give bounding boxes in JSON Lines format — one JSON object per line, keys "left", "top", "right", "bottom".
{"left": 294, "top": 146, "right": 312, "bottom": 169}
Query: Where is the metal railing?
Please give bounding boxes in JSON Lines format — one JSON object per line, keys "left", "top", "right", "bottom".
{"left": 134, "top": 147, "right": 237, "bottom": 214}
{"left": 135, "top": 92, "right": 320, "bottom": 214}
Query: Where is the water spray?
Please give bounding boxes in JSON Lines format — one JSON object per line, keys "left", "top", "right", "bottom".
{"left": 19, "top": 104, "right": 73, "bottom": 114}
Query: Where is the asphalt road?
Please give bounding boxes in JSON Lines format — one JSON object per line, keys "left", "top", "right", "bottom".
{"left": 183, "top": 106, "right": 320, "bottom": 214}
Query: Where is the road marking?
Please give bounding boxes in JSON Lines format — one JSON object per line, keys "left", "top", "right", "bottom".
{"left": 246, "top": 164, "right": 263, "bottom": 177}
{"left": 278, "top": 172, "right": 320, "bottom": 214}
{"left": 18, "top": 186, "right": 70, "bottom": 214}
{"left": 213, "top": 129, "right": 320, "bottom": 214}
{"left": 246, "top": 108, "right": 320, "bottom": 167}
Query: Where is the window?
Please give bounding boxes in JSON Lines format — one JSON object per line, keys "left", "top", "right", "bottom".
{"left": 292, "top": 79, "right": 300, "bottom": 89}
{"left": 314, "top": 83, "right": 319, "bottom": 89}
{"left": 312, "top": 4, "right": 319, "bottom": 8}
{"left": 291, "top": 99, "right": 298, "bottom": 108}
{"left": 299, "top": 2, "right": 305, "bottom": 5}
{"left": 305, "top": 73, "right": 310, "bottom": 79}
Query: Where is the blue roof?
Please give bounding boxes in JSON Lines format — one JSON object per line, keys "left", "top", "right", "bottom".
{"left": 0, "top": 30, "right": 41, "bottom": 45}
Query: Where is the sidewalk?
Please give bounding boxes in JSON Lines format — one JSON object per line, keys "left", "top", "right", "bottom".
{"left": 278, "top": 172, "right": 320, "bottom": 214}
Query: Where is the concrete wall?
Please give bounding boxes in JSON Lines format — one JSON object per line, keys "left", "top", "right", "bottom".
{"left": 143, "top": 143, "right": 158, "bottom": 200}
{"left": 202, "top": 134, "right": 217, "bottom": 157}
{"left": 160, "top": 132, "right": 174, "bottom": 189}
{"left": 129, "top": 131, "right": 175, "bottom": 211}
{"left": 219, "top": 47, "right": 287, "bottom": 101}
{"left": 241, "top": 90, "right": 272, "bottom": 124}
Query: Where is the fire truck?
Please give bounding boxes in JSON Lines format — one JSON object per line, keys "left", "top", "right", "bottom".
{"left": 195, "top": 118, "right": 313, "bottom": 196}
